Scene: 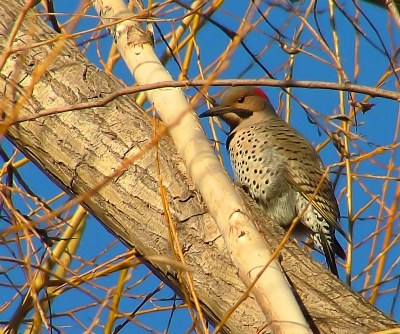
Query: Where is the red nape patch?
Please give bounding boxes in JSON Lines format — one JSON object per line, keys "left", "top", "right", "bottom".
{"left": 254, "top": 88, "right": 269, "bottom": 101}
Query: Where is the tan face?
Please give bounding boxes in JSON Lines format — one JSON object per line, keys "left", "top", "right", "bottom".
{"left": 199, "top": 87, "right": 276, "bottom": 131}
{"left": 219, "top": 86, "right": 271, "bottom": 114}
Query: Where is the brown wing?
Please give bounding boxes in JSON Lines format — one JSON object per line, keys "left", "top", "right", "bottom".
{"left": 263, "top": 119, "right": 349, "bottom": 241}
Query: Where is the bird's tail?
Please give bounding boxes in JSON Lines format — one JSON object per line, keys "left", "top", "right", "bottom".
{"left": 318, "top": 232, "right": 346, "bottom": 278}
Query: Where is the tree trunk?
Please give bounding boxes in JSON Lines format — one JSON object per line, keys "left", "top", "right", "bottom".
{"left": 0, "top": 1, "right": 397, "bottom": 333}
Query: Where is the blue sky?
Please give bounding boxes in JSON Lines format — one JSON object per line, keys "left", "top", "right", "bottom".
{"left": 1, "top": 1, "right": 399, "bottom": 332}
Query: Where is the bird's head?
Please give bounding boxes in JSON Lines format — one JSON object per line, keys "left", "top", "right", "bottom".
{"left": 199, "top": 86, "right": 277, "bottom": 131}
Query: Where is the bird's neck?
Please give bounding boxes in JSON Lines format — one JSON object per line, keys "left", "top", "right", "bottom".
{"left": 234, "top": 109, "right": 279, "bottom": 131}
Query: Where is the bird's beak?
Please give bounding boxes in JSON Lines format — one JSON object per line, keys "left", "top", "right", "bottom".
{"left": 198, "top": 105, "right": 233, "bottom": 118}
{"left": 199, "top": 106, "right": 253, "bottom": 119}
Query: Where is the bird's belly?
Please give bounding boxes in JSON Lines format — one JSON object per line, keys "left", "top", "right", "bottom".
{"left": 230, "top": 149, "right": 297, "bottom": 226}
{"left": 258, "top": 191, "right": 298, "bottom": 227}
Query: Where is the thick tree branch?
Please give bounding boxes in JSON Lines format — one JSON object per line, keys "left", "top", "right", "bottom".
{"left": 0, "top": 1, "right": 397, "bottom": 333}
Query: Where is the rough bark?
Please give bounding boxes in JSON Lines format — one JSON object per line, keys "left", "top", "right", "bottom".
{"left": 0, "top": 1, "right": 397, "bottom": 333}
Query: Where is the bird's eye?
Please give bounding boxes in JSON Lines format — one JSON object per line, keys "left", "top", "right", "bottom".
{"left": 237, "top": 96, "right": 245, "bottom": 103}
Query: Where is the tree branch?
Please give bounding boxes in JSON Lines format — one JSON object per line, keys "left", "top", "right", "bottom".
{"left": 0, "top": 1, "right": 397, "bottom": 333}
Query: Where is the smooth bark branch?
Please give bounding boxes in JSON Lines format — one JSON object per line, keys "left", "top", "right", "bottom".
{"left": 0, "top": 1, "right": 397, "bottom": 333}
{"left": 92, "top": 1, "right": 310, "bottom": 333}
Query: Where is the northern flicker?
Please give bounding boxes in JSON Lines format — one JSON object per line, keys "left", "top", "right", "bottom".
{"left": 200, "top": 86, "right": 348, "bottom": 277}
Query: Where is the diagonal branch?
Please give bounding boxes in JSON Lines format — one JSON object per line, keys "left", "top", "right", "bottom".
{"left": 0, "top": 0, "right": 397, "bottom": 333}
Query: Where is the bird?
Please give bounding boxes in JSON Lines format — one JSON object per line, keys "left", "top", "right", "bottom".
{"left": 199, "top": 86, "right": 349, "bottom": 277}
